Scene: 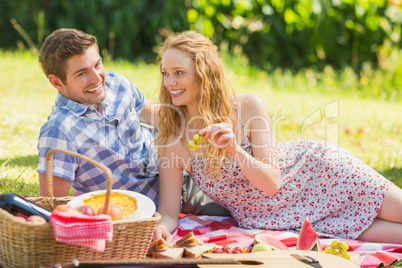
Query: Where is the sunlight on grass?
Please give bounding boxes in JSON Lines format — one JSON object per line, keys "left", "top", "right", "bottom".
{"left": 0, "top": 50, "right": 401, "bottom": 196}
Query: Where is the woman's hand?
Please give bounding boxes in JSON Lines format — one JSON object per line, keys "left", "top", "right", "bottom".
{"left": 199, "top": 122, "right": 238, "bottom": 155}
{"left": 152, "top": 224, "right": 172, "bottom": 243}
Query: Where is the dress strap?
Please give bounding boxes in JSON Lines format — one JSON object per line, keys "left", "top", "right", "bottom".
{"left": 234, "top": 101, "right": 249, "bottom": 139}
{"left": 174, "top": 130, "right": 182, "bottom": 142}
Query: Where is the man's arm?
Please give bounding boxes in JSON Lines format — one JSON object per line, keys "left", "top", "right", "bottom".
{"left": 39, "top": 173, "right": 71, "bottom": 197}
{"left": 138, "top": 99, "right": 160, "bottom": 126}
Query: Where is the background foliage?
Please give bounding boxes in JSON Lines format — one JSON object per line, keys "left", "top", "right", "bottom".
{"left": 1, "top": 0, "right": 401, "bottom": 74}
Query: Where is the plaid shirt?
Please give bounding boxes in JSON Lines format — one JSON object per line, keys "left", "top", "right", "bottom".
{"left": 37, "top": 71, "right": 159, "bottom": 204}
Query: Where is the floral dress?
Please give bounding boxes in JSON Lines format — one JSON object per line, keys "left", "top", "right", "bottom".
{"left": 189, "top": 137, "right": 393, "bottom": 240}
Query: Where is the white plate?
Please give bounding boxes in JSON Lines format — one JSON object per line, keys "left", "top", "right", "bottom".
{"left": 66, "top": 190, "right": 156, "bottom": 221}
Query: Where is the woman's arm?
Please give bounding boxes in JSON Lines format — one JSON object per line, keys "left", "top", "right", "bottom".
{"left": 138, "top": 98, "right": 159, "bottom": 126}
{"left": 153, "top": 142, "right": 184, "bottom": 242}
{"left": 199, "top": 94, "right": 281, "bottom": 196}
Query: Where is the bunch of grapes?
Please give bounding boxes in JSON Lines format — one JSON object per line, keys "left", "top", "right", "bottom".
{"left": 324, "top": 240, "right": 350, "bottom": 259}
{"left": 188, "top": 134, "right": 205, "bottom": 151}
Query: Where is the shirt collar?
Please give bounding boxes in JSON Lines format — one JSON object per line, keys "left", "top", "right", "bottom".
{"left": 55, "top": 92, "right": 119, "bottom": 122}
{"left": 55, "top": 93, "right": 92, "bottom": 116}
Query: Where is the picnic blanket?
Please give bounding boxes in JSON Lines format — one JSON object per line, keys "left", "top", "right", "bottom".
{"left": 173, "top": 213, "right": 402, "bottom": 268}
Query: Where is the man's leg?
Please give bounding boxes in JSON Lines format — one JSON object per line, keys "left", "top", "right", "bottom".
{"left": 180, "top": 174, "right": 231, "bottom": 216}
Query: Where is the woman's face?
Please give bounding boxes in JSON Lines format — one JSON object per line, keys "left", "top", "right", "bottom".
{"left": 161, "top": 48, "right": 198, "bottom": 108}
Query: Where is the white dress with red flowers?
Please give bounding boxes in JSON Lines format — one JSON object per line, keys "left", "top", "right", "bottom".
{"left": 189, "top": 138, "right": 392, "bottom": 239}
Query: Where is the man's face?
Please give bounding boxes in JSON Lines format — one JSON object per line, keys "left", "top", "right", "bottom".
{"left": 58, "top": 45, "right": 106, "bottom": 107}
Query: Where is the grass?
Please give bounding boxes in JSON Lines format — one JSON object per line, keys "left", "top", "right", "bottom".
{"left": 0, "top": 50, "right": 401, "bottom": 267}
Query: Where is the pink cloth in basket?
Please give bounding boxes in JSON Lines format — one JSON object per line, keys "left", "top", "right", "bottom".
{"left": 50, "top": 211, "right": 113, "bottom": 252}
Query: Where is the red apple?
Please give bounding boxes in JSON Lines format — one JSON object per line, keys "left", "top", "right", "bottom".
{"left": 77, "top": 205, "right": 96, "bottom": 216}
{"left": 52, "top": 204, "right": 78, "bottom": 214}
{"left": 27, "top": 215, "right": 47, "bottom": 224}
{"left": 97, "top": 205, "right": 124, "bottom": 221}
{"left": 14, "top": 212, "right": 28, "bottom": 220}
{"left": 15, "top": 216, "right": 26, "bottom": 222}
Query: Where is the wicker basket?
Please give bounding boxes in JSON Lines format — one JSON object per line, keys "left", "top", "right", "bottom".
{"left": 0, "top": 148, "right": 160, "bottom": 268}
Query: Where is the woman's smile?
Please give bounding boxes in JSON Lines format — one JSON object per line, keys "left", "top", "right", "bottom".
{"left": 170, "top": 89, "right": 185, "bottom": 98}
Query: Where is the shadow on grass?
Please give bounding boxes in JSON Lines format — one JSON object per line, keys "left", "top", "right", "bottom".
{"left": 0, "top": 154, "right": 39, "bottom": 168}
{"left": 379, "top": 167, "right": 402, "bottom": 188}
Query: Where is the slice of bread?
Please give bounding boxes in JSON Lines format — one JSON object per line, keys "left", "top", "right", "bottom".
{"left": 147, "top": 238, "right": 174, "bottom": 256}
{"left": 183, "top": 243, "right": 216, "bottom": 258}
{"left": 175, "top": 231, "right": 203, "bottom": 247}
{"left": 153, "top": 247, "right": 184, "bottom": 259}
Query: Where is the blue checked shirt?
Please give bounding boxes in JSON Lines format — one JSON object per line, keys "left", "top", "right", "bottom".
{"left": 37, "top": 71, "right": 159, "bottom": 204}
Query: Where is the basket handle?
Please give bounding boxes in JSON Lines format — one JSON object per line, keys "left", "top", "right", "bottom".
{"left": 46, "top": 148, "right": 113, "bottom": 214}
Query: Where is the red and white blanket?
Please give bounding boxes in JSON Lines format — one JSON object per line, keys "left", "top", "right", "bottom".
{"left": 173, "top": 214, "right": 402, "bottom": 268}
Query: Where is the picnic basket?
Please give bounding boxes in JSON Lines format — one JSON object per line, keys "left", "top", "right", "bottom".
{"left": 0, "top": 148, "right": 161, "bottom": 268}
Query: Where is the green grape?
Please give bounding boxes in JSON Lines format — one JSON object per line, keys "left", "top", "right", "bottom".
{"left": 189, "top": 134, "right": 205, "bottom": 151}
{"left": 188, "top": 140, "right": 196, "bottom": 151}
{"left": 324, "top": 240, "right": 351, "bottom": 260}
{"left": 197, "top": 135, "right": 205, "bottom": 143}
{"left": 331, "top": 248, "right": 339, "bottom": 255}
{"left": 193, "top": 134, "right": 205, "bottom": 144}
{"left": 341, "top": 251, "right": 351, "bottom": 260}
{"left": 331, "top": 240, "right": 339, "bottom": 248}
{"left": 340, "top": 242, "right": 349, "bottom": 251}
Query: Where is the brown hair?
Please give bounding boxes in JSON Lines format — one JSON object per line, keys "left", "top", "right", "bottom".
{"left": 39, "top": 28, "right": 97, "bottom": 84}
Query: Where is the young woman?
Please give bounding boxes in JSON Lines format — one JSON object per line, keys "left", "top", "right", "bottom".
{"left": 153, "top": 31, "right": 402, "bottom": 244}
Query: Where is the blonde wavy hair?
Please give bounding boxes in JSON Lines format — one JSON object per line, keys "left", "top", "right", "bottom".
{"left": 155, "top": 31, "right": 236, "bottom": 177}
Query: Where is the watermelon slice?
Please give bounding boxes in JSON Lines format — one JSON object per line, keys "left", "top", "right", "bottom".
{"left": 254, "top": 234, "right": 288, "bottom": 250}
{"left": 296, "top": 216, "right": 322, "bottom": 252}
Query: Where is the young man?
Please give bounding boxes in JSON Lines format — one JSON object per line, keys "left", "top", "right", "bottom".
{"left": 37, "top": 28, "right": 230, "bottom": 216}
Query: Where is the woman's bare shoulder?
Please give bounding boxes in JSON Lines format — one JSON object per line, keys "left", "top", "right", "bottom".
{"left": 235, "top": 94, "right": 268, "bottom": 118}
{"left": 160, "top": 134, "right": 184, "bottom": 154}
{"left": 236, "top": 93, "right": 264, "bottom": 102}
{"left": 158, "top": 134, "right": 190, "bottom": 168}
